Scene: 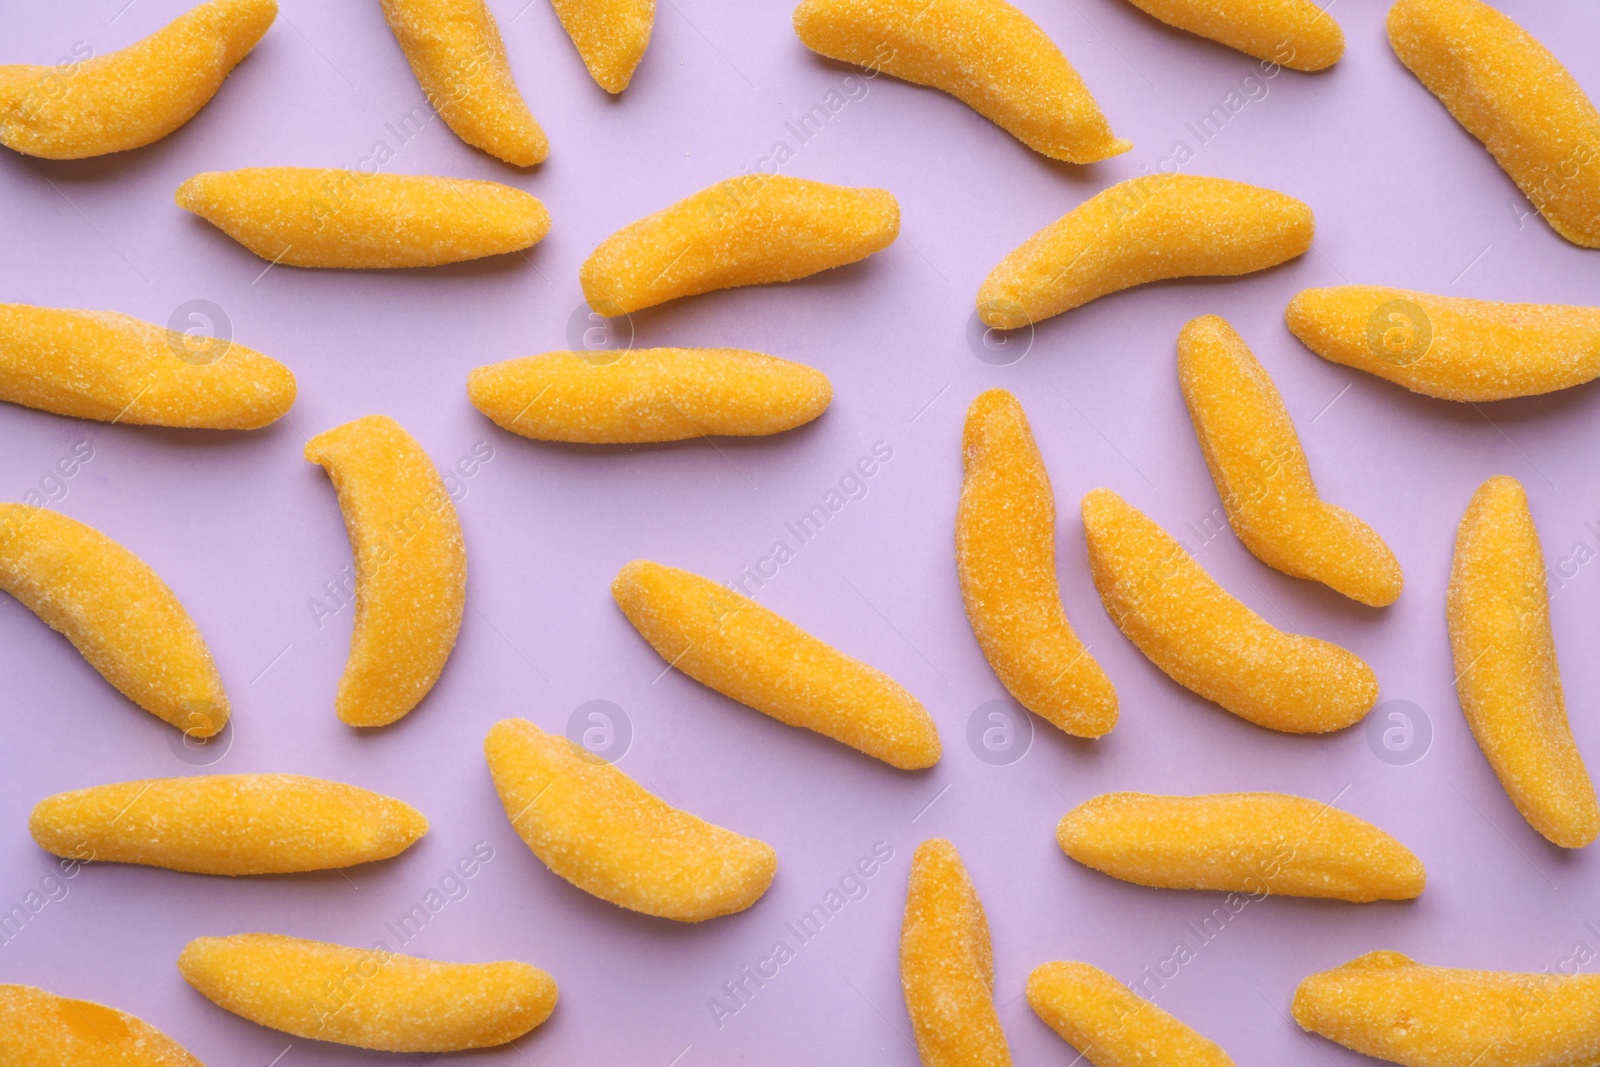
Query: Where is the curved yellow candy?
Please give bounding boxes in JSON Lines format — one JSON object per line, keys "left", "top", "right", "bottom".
{"left": 978, "top": 175, "right": 1314, "bottom": 328}
{"left": 1294, "top": 950, "right": 1600, "bottom": 1067}
{"left": 0, "top": 303, "right": 294, "bottom": 429}
{"left": 305, "top": 415, "right": 465, "bottom": 728}
{"left": 0, "top": 506, "right": 227, "bottom": 737}
{"left": 1118, "top": 0, "right": 1342, "bottom": 71}
{"left": 0, "top": 0, "right": 275, "bottom": 160}
{"left": 467, "top": 348, "right": 832, "bottom": 444}
{"left": 1027, "top": 961, "right": 1236, "bottom": 1067}
{"left": 1179, "top": 315, "right": 1402, "bottom": 607}
{"left": 1081, "top": 488, "right": 1377, "bottom": 733}
{"left": 1448, "top": 476, "right": 1599, "bottom": 848}
{"left": 580, "top": 174, "right": 898, "bottom": 315}
{"left": 1287, "top": 286, "right": 1600, "bottom": 402}
{"left": 179, "top": 933, "right": 556, "bottom": 1052}
{"left": 792, "top": 0, "right": 1126, "bottom": 163}
{"left": 486, "top": 718, "right": 776, "bottom": 921}
{"left": 0, "top": 984, "right": 201, "bottom": 1067}
{"left": 380, "top": 0, "right": 547, "bottom": 166}
{"left": 901, "top": 839, "right": 1011, "bottom": 1067}
{"left": 1057, "top": 792, "right": 1426, "bottom": 902}
{"left": 30, "top": 774, "right": 427, "bottom": 876}
{"left": 957, "top": 389, "right": 1116, "bottom": 738}
{"left": 613, "top": 560, "right": 941, "bottom": 768}
{"left": 176, "top": 168, "right": 550, "bottom": 269}
{"left": 551, "top": 0, "right": 654, "bottom": 93}
{"left": 1388, "top": 0, "right": 1600, "bottom": 249}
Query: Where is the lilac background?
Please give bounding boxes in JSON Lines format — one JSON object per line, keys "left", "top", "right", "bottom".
{"left": 3, "top": 0, "right": 1600, "bottom": 1062}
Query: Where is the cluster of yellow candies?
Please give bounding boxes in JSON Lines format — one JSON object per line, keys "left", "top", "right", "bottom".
{"left": 2, "top": 0, "right": 1600, "bottom": 1063}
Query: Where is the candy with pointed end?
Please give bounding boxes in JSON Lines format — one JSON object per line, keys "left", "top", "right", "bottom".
{"left": 580, "top": 175, "right": 898, "bottom": 315}
{"left": 380, "top": 0, "right": 546, "bottom": 165}
{"left": 1057, "top": 792, "right": 1426, "bottom": 902}
{"left": 0, "top": 0, "right": 275, "bottom": 160}
{"left": 0, "top": 303, "right": 295, "bottom": 429}
{"left": 0, "top": 984, "right": 202, "bottom": 1067}
{"left": 901, "top": 839, "right": 1011, "bottom": 1067}
{"left": 978, "top": 175, "right": 1313, "bottom": 329}
{"left": 1448, "top": 476, "right": 1598, "bottom": 848}
{"left": 1117, "top": 0, "right": 1342, "bottom": 70}
{"left": 1179, "top": 315, "right": 1402, "bottom": 606}
{"left": 1388, "top": 0, "right": 1600, "bottom": 249}
{"left": 1294, "top": 951, "right": 1600, "bottom": 1066}
{"left": 486, "top": 718, "right": 776, "bottom": 921}
{"left": 179, "top": 934, "right": 556, "bottom": 1052}
{"left": 957, "top": 389, "right": 1116, "bottom": 737}
{"left": 176, "top": 168, "right": 550, "bottom": 269}
{"left": 551, "top": 0, "right": 654, "bottom": 93}
{"left": 793, "top": 0, "right": 1127, "bottom": 163}
{"left": 467, "top": 348, "right": 831, "bottom": 443}
{"left": 1027, "top": 961, "right": 1237, "bottom": 1067}
{"left": 30, "top": 774, "right": 428, "bottom": 876}
{"left": 613, "top": 560, "right": 940, "bottom": 768}
{"left": 1081, "top": 489, "right": 1377, "bottom": 732}
{"left": 305, "top": 415, "right": 465, "bottom": 728}
{"left": 0, "top": 506, "right": 227, "bottom": 737}
{"left": 1287, "top": 286, "right": 1600, "bottom": 402}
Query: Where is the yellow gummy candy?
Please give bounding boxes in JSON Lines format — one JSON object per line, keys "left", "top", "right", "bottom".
{"left": 580, "top": 174, "right": 898, "bottom": 315}
{"left": 1081, "top": 488, "right": 1378, "bottom": 733}
{"left": 1117, "top": 0, "right": 1342, "bottom": 71}
{"left": 486, "top": 718, "right": 777, "bottom": 921}
{"left": 0, "top": 0, "right": 275, "bottom": 160}
{"left": 0, "top": 984, "right": 201, "bottom": 1067}
{"left": 179, "top": 933, "right": 556, "bottom": 1052}
{"left": 467, "top": 347, "right": 832, "bottom": 443}
{"left": 305, "top": 415, "right": 466, "bottom": 728}
{"left": 0, "top": 506, "right": 227, "bottom": 737}
{"left": 176, "top": 168, "right": 550, "bottom": 269}
{"left": 978, "top": 175, "right": 1314, "bottom": 329}
{"left": 613, "top": 560, "right": 941, "bottom": 769}
{"left": 901, "top": 839, "right": 1011, "bottom": 1067}
{"left": 30, "top": 774, "right": 427, "bottom": 876}
{"left": 1388, "top": 0, "right": 1600, "bottom": 249}
{"left": 1294, "top": 950, "right": 1600, "bottom": 1067}
{"left": 380, "top": 0, "right": 547, "bottom": 166}
{"left": 957, "top": 389, "right": 1117, "bottom": 738}
{"left": 1447, "top": 476, "right": 1599, "bottom": 848}
{"left": 793, "top": 0, "right": 1127, "bottom": 163}
{"left": 1057, "top": 792, "right": 1426, "bottom": 902}
{"left": 1287, "top": 286, "right": 1600, "bottom": 402}
{"left": 1027, "top": 961, "right": 1237, "bottom": 1067}
{"left": 551, "top": 0, "right": 654, "bottom": 93}
{"left": 0, "top": 303, "right": 294, "bottom": 429}
{"left": 1179, "top": 315, "right": 1402, "bottom": 607}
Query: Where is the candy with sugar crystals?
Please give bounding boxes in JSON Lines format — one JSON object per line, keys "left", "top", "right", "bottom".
{"left": 1179, "top": 314, "right": 1402, "bottom": 606}
{"left": 1057, "top": 792, "right": 1426, "bottom": 902}
{"left": 177, "top": 168, "right": 550, "bottom": 269}
{"left": 793, "top": 0, "right": 1128, "bottom": 163}
{"left": 958, "top": 389, "right": 1117, "bottom": 737}
{"left": 0, "top": 0, "right": 275, "bottom": 159}
{"left": 30, "top": 774, "right": 428, "bottom": 875}
{"left": 580, "top": 175, "right": 897, "bottom": 315}
{"left": 486, "top": 717, "right": 776, "bottom": 921}
{"left": 612, "top": 560, "right": 940, "bottom": 768}
{"left": 1448, "top": 476, "right": 1599, "bottom": 848}
{"left": 1081, "top": 488, "right": 1377, "bottom": 732}
{"left": 901, "top": 839, "right": 1012, "bottom": 1067}
{"left": 978, "top": 175, "right": 1313, "bottom": 329}
{"left": 179, "top": 933, "right": 557, "bottom": 1052}
{"left": 468, "top": 348, "right": 831, "bottom": 443}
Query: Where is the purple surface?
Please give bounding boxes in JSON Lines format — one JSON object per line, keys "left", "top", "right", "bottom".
{"left": 3, "top": 0, "right": 1600, "bottom": 1062}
